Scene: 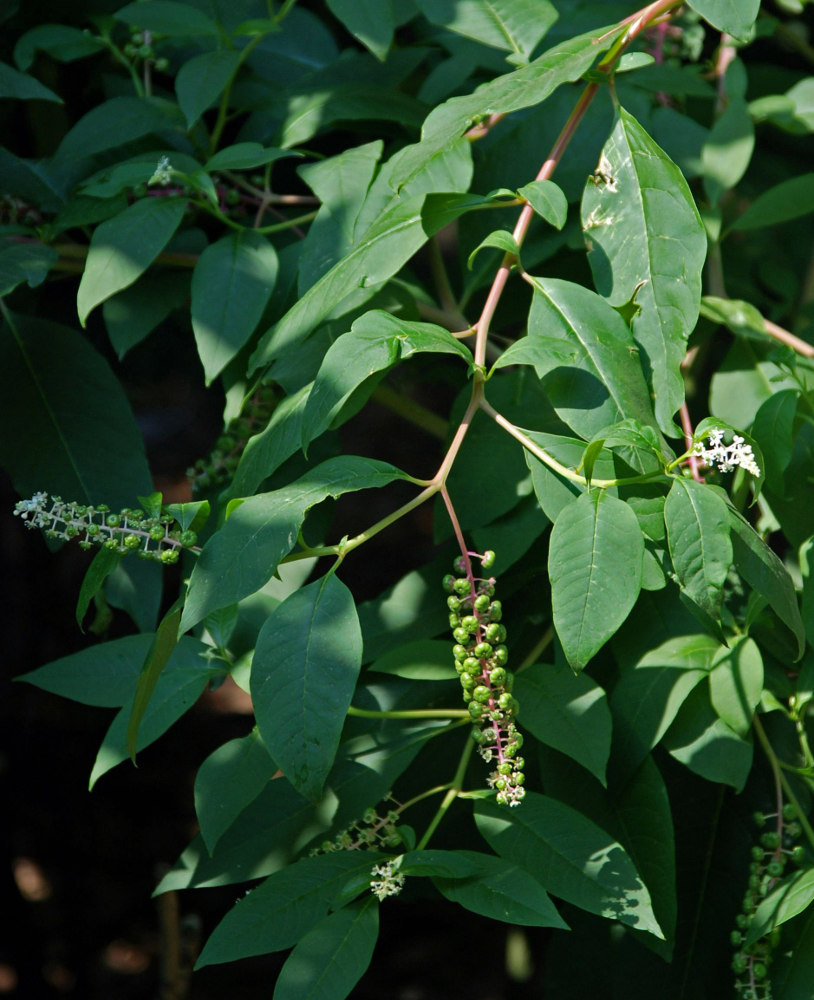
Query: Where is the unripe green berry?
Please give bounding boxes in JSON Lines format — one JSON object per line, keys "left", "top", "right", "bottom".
{"left": 463, "top": 656, "right": 481, "bottom": 673}
{"left": 786, "top": 821, "right": 802, "bottom": 839}
{"left": 735, "top": 914, "right": 749, "bottom": 930}
{"left": 748, "top": 874, "right": 760, "bottom": 890}
{"left": 447, "top": 595, "right": 462, "bottom": 612}
{"left": 474, "top": 593, "right": 490, "bottom": 613}
{"left": 751, "top": 846, "right": 764, "bottom": 861}
{"left": 106, "top": 513, "right": 120, "bottom": 527}
{"left": 474, "top": 641, "right": 493, "bottom": 659}
{"left": 513, "top": 772, "right": 525, "bottom": 786}
{"left": 753, "top": 811, "right": 766, "bottom": 827}
{"left": 161, "top": 548, "right": 179, "bottom": 564}
{"left": 225, "top": 189, "right": 241, "bottom": 206}
{"left": 453, "top": 556, "right": 467, "bottom": 575}
{"left": 453, "top": 644, "right": 468, "bottom": 662}
{"left": 149, "top": 524, "right": 165, "bottom": 541}
{"left": 730, "top": 931, "right": 743, "bottom": 947}
{"left": 782, "top": 803, "right": 797, "bottom": 821}
{"left": 488, "top": 600, "right": 503, "bottom": 621}
{"left": 481, "top": 550, "right": 495, "bottom": 569}
{"left": 494, "top": 777, "right": 507, "bottom": 791}
{"left": 761, "top": 832, "right": 780, "bottom": 849}
{"left": 453, "top": 578, "right": 471, "bottom": 596}
{"left": 179, "top": 530, "right": 197, "bottom": 547}
{"left": 767, "top": 860, "right": 784, "bottom": 877}
{"left": 138, "top": 43, "right": 153, "bottom": 58}
{"left": 753, "top": 963, "right": 767, "bottom": 980}
{"left": 485, "top": 623, "right": 507, "bottom": 643}
{"left": 489, "top": 667, "right": 507, "bottom": 686}
{"left": 155, "top": 57, "right": 169, "bottom": 72}
{"left": 468, "top": 702, "right": 484, "bottom": 720}
{"left": 498, "top": 692, "right": 517, "bottom": 712}
{"left": 493, "top": 645, "right": 509, "bottom": 666}
{"left": 442, "top": 574, "right": 456, "bottom": 593}
{"left": 453, "top": 627, "right": 470, "bottom": 645}
{"left": 513, "top": 756, "right": 525, "bottom": 770}
{"left": 123, "top": 42, "right": 137, "bottom": 57}
{"left": 791, "top": 845, "right": 806, "bottom": 864}
{"left": 497, "top": 761, "right": 512, "bottom": 775}
{"left": 461, "top": 615, "right": 479, "bottom": 633}
{"left": 449, "top": 612, "right": 461, "bottom": 629}
{"left": 124, "top": 534, "right": 141, "bottom": 550}
{"left": 481, "top": 728, "right": 496, "bottom": 743}
{"left": 473, "top": 685, "right": 491, "bottom": 703}
{"left": 732, "top": 955, "right": 748, "bottom": 974}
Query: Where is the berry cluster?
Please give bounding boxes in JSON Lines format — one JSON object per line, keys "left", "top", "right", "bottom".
{"left": 188, "top": 384, "right": 278, "bottom": 495}
{"left": 732, "top": 804, "right": 807, "bottom": 998}
{"left": 13, "top": 492, "right": 199, "bottom": 564}
{"left": 122, "top": 31, "right": 170, "bottom": 73}
{"left": 310, "top": 799, "right": 405, "bottom": 856}
{"left": 443, "top": 550, "right": 525, "bottom": 806}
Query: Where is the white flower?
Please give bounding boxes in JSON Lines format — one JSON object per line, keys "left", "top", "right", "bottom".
{"left": 369, "top": 860, "right": 405, "bottom": 901}
{"left": 693, "top": 429, "right": 761, "bottom": 477}
{"left": 148, "top": 156, "right": 173, "bottom": 187}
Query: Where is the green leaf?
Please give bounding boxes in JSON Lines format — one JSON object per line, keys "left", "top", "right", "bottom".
{"left": 751, "top": 390, "right": 797, "bottom": 487}
{"left": 191, "top": 231, "right": 278, "bottom": 384}
{"left": 474, "top": 793, "right": 662, "bottom": 937}
{"left": 518, "top": 178, "right": 568, "bottom": 229}
{"left": 708, "top": 636, "right": 763, "bottom": 735}
{"left": 664, "top": 478, "right": 733, "bottom": 623}
{"left": 195, "top": 729, "right": 278, "bottom": 854}
{"left": 14, "top": 24, "right": 106, "bottom": 71}
{"left": 326, "top": 0, "right": 394, "bottom": 61}
{"left": 105, "top": 558, "right": 162, "bottom": 633}
{"left": 369, "top": 640, "right": 454, "bottom": 681}
{"left": 0, "top": 309, "right": 152, "bottom": 507}
{"left": 699, "top": 295, "right": 771, "bottom": 343}
{"left": 205, "top": 143, "right": 294, "bottom": 171}
{"left": 525, "top": 276, "right": 661, "bottom": 440}
{"left": 433, "top": 851, "right": 568, "bottom": 928}
{"left": 113, "top": 0, "right": 221, "bottom": 37}
{"left": 413, "top": 0, "right": 557, "bottom": 64}
{"left": 55, "top": 97, "right": 184, "bottom": 161}
{"left": 582, "top": 107, "right": 706, "bottom": 435}
{"left": 77, "top": 198, "right": 186, "bottom": 326}
{"left": 18, "top": 634, "right": 158, "bottom": 707}
{"left": 685, "top": 0, "right": 760, "bottom": 38}
{"left": 272, "top": 896, "right": 379, "bottom": 1000}
{"left": 176, "top": 50, "right": 242, "bottom": 129}
{"left": 76, "top": 547, "right": 122, "bottom": 630}
{"left": 702, "top": 97, "right": 755, "bottom": 204}
{"left": 0, "top": 60, "right": 61, "bottom": 102}
{"left": 195, "top": 853, "right": 376, "bottom": 968}
{"left": 252, "top": 574, "right": 363, "bottom": 803}
{"left": 729, "top": 507, "right": 805, "bottom": 659}
{"left": 549, "top": 490, "right": 644, "bottom": 672}
{"left": 773, "top": 907, "right": 814, "bottom": 998}
{"left": 389, "top": 23, "right": 624, "bottom": 192}
{"left": 126, "top": 599, "right": 184, "bottom": 761}
{"left": 182, "top": 457, "right": 411, "bottom": 631}
{"left": 513, "top": 663, "right": 612, "bottom": 784}
{"left": 103, "top": 270, "right": 190, "bottom": 359}
{"left": 746, "top": 868, "right": 814, "bottom": 947}
{"left": 0, "top": 239, "right": 59, "bottom": 296}
{"left": 731, "top": 173, "right": 814, "bottom": 231}
{"left": 662, "top": 682, "right": 752, "bottom": 790}
{"left": 466, "top": 229, "right": 520, "bottom": 269}
{"left": 302, "top": 311, "right": 471, "bottom": 448}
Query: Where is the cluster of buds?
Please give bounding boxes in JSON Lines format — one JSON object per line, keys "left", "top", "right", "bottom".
{"left": 13, "top": 492, "right": 199, "bottom": 564}
{"left": 188, "top": 384, "right": 278, "bottom": 495}
{"left": 310, "top": 800, "right": 405, "bottom": 857}
{"left": 694, "top": 428, "right": 761, "bottom": 477}
{"left": 443, "top": 550, "right": 525, "bottom": 806}
{"left": 732, "top": 804, "right": 807, "bottom": 998}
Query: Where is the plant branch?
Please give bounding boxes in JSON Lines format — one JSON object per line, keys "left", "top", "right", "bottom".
{"left": 754, "top": 714, "right": 814, "bottom": 854}
{"left": 347, "top": 706, "right": 468, "bottom": 720}
{"left": 415, "top": 737, "right": 475, "bottom": 851}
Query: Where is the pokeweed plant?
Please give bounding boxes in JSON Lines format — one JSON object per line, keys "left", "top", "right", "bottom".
{"left": 3, "top": 0, "right": 814, "bottom": 995}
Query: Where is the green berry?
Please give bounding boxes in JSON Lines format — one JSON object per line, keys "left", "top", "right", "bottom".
{"left": 489, "top": 667, "right": 507, "bottom": 686}
{"left": 492, "top": 645, "right": 509, "bottom": 666}
{"left": 485, "top": 623, "right": 507, "bottom": 643}
{"left": 730, "top": 931, "right": 743, "bottom": 947}
{"left": 753, "top": 963, "right": 767, "bottom": 980}
{"left": 149, "top": 524, "right": 165, "bottom": 541}
{"left": 767, "top": 860, "right": 784, "bottom": 877}
{"left": 124, "top": 534, "right": 141, "bottom": 550}
{"left": 106, "top": 513, "right": 121, "bottom": 527}
{"left": 761, "top": 832, "right": 780, "bottom": 849}
{"left": 782, "top": 803, "right": 797, "bottom": 822}
{"left": 488, "top": 600, "right": 503, "bottom": 621}
{"left": 155, "top": 56, "right": 169, "bottom": 72}
{"left": 474, "top": 641, "right": 493, "bottom": 659}
{"left": 453, "top": 644, "right": 468, "bottom": 662}
{"left": 791, "top": 845, "right": 806, "bottom": 864}
{"left": 442, "top": 574, "right": 456, "bottom": 593}
{"left": 473, "top": 685, "right": 491, "bottom": 703}
{"left": 160, "top": 548, "right": 179, "bottom": 564}
{"left": 225, "top": 189, "right": 241, "bottom": 206}
{"left": 751, "top": 846, "right": 765, "bottom": 861}
{"left": 447, "top": 596, "right": 462, "bottom": 612}
{"left": 753, "top": 811, "right": 766, "bottom": 827}
{"left": 449, "top": 612, "right": 461, "bottom": 629}
{"left": 786, "top": 821, "right": 802, "bottom": 839}
{"left": 463, "top": 657, "right": 481, "bottom": 673}
{"left": 461, "top": 615, "right": 479, "bottom": 633}
{"left": 481, "top": 550, "right": 495, "bottom": 569}
{"left": 179, "top": 530, "right": 197, "bottom": 547}
{"left": 497, "top": 762, "right": 512, "bottom": 775}
{"left": 474, "top": 593, "right": 490, "bottom": 613}
{"left": 468, "top": 702, "right": 484, "bottom": 720}
{"left": 735, "top": 914, "right": 749, "bottom": 930}
{"left": 453, "top": 578, "right": 471, "bottom": 596}
{"left": 453, "top": 627, "right": 470, "bottom": 645}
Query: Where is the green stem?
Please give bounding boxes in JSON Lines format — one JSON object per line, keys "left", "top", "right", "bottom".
{"left": 347, "top": 706, "right": 469, "bottom": 720}
{"left": 208, "top": 32, "right": 269, "bottom": 156}
{"left": 517, "top": 626, "right": 554, "bottom": 673}
{"left": 415, "top": 737, "right": 475, "bottom": 851}
{"left": 371, "top": 384, "right": 448, "bottom": 441}
{"left": 754, "top": 714, "right": 814, "bottom": 854}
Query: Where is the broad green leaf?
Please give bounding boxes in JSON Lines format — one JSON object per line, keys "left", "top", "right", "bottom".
{"left": 526, "top": 277, "right": 660, "bottom": 440}
{"left": 746, "top": 868, "right": 814, "bottom": 947}
{"left": 182, "top": 457, "right": 412, "bottom": 631}
{"left": 549, "top": 490, "right": 644, "bottom": 672}
{"left": 0, "top": 60, "right": 61, "bottom": 102}
{"left": 686, "top": 0, "right": 760, "bottom": 38}
{"left": 524, "top": 431, "right": 624, "bottom": 523}
{"left": 77, "top": 198, "right": 186, "bottom": 326}
{"left": 708, "top": 637, "right": 763, "bottom": 735}
{"left": 76, "top": 547, "right": 121, "bottom": 629}
{"left": 191, "top": 231, "right": 278, "bottom": 384}
{"left": 326, "top": 0, "right": 393, "bottom": 61}
{"left": 750, "top": 77, "right": 814, "bottom": 135}
{"left": 0, "top": 240, "right": 58, "bottom": 296}
{"left": 195, "top": 729, "right": 278, "bottom": 854}
{"left": 0, "top": 146, "right": 68, "bottom": 211}
{"left": 272, "top": 897, "right": 379, "bottom": 1000}
{"left": 582, "top": 108, "right": 706, "bottom": 435}
{"left": 195, "top": 853, "right": 376, "bottom": 968}
{"left": 773, "top": 907, "right": 814, "bottom": 999}
{"left": 467, "top": 229, "right": 520, "bottom": 269}
{"left": 664, "top": 478, "right": 732, "bottom": 623}
{"left": 104, "top": 270, "right": 190, "bottom": 359}
{"left": 699, "top": 295, "right": 772, "bottom": 343}
{"left": 176, "top": 50, "right": 241, "bottom": 129}
{"left": 113, "top": 0, "right": 221, "bottom": 37}
{"left": 662, "top": 682, "right": 752, "bottom": 790}
{"left": 0, "top": 310, "right": 152, "bottom": 507}
{"left": 14, "top": 24, "right": 106, "bottom": 71}
{"left": 474, "top": 793, "right": 662, "bottom": 937}
{"left": 18, "top": 634, "right": 157, "bottom": 707}
{"left": 702, "top": 97, "right": 755, "bottom": 204}
{"left": 126, "top": 599, "right": 183, "bottom": 761}
{"left": 518, "top": 178, "right": 568, "bottom": 229}
{"left": 389, "top": 23, "right": 625, "bottom": 192}
{"left": 731, "top": 173, "right": 814, "bottom": 231}
{"left": 90, "top": 638, "right": 216, "bottom": 787}
{"left": 55, "top": 97, "right": 185, "bottom": 161}
{"left": 105, "top": 557, "right": 162, "bottom": 634}
{"left": 751, "top": 390, "right": 797, "bottom": 487}
{"left": 302, "top": 311, "right": 472, "bottom": 448}
{"left": 433, "top": 851, "right": 567, "bottom": 928}
{"left": 205, "top": 143, "right": 293, "bottom": 171}
{"left": 513, "top": 663, "right": 612, "bottom": 784}
{"left": 413, "top": 0, "right": 557, "bottom": 63}
{"left": 252, "top": 575, "right": 363, "bottom": 802}
{"left": 369, "top": 640, "right": 454, "bottom": 681}
{"left": 729, "top": 507, "right": 805, "bottom": 659}
{"left": 492, "top": 336, "right": 579, "bottom": 375}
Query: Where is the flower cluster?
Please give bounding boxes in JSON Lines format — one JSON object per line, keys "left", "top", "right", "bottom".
{"left": 694, "top": 428, "right": 761, "bottom": 477}
{"left": 13, "top": 492, "right": 198, "bottom": 563}
{"left": 188, "top": 383, "right": 278, "bottom": 495}
{"left": 148, "top": 155, "right": 173, "bottom": 187}
{"left": 310, "top": 800, "right": 404, "bottom": 856}
{"left": 369, "top": 860, "right": 405, "bottom": 901}
{"left": 732, "top": 804, "right": 807, "bottom": 998}
{"left": 444, "top": 550, "right": 525, "bottom": 806}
